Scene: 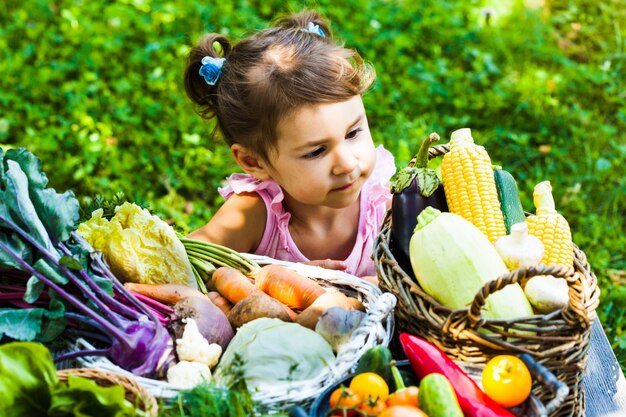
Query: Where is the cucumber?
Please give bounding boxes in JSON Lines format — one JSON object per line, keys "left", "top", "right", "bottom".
{"left": 494, "top": 166, "right": 526, "bottom": 234}
{"left": 354, "top": 346, "right": 394, "bottom": 389}
{"left": 418, "top": 373, "right": 464, "bottom": 417}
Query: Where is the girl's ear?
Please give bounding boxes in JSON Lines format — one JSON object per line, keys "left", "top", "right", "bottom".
{"left": 231, "top": 144, "right": 272, "bottom": 181}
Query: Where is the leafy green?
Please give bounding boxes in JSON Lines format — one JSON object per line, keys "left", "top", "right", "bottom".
{"left": 49, "top": 374, "right": 136, "bottom": 417}
{"left": 0, "top": 342, "right": 56, "bottom": 416}
{"left": 0, "top": 148, "right": 175, "bottom": 377}
{"left": 77, "top": 202, "right": 196, "bottom": 287}
{"left": 0, "top": 342, "right": 138, "bottom": 417}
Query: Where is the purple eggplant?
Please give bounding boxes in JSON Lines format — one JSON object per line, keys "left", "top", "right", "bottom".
{"left": 390, "top": 133, "right": 448, "bottom": 275}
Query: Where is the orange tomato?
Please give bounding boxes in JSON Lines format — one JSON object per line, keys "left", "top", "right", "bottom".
{"left": 482, "top": 355, "right": 532, "bottom": 407}
{"left": 349, "top": 372, "right": 389, "bottom": 403}
{"left": 329, "top": 385, "right": 361, "bottom": 412}
{"left": 386, "top": 385, "right": 419, "bottom": 407}
{"left": 378, "top": 405, "right": 429, "bottom": 417}
{"left": 357, "top": 398, "right": 388, "bottom": 416}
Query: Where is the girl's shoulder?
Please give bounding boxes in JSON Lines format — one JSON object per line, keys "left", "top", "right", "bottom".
{"left": 190, "top": 189, "right": 267, "bottom": 253}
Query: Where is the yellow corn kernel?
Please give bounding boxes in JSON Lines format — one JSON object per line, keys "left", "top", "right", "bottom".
{"left": 525, "top": 181, "right": 574, "bottom": 267}
{"left": 441, "top": 128, "right": 506, "bottom": 242}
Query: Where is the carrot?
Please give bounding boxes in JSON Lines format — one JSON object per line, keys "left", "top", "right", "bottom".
{"left": 212, "top": 267, "right": 260, "bottom": 304}
{"left": 253, "top": 264, "right": 326, "bottom": 310}
{"left": 123, "top": 282, "right": 204, "bottom": 305}
{"left": 207, "top": 291, "right": 233, "bottom": 316}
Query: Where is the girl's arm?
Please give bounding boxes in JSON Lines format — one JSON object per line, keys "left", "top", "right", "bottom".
{"left": 187, "top": 192, "right": 266, "bottom": 253}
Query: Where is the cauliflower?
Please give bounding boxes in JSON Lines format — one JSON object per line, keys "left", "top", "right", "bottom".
{"left": 176, "top": 318, "right": 222, "bottom": 368}
{"left": 166, "top": 360, "right": 211, "bottom": 389}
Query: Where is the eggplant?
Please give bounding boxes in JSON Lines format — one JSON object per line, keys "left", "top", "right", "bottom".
{"left": 390, "top": 133, "right": 448, "bottom": 275}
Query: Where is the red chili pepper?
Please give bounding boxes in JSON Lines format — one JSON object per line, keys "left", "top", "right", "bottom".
{"left": 399, "top": 333, "right": 516, "bottom": 417}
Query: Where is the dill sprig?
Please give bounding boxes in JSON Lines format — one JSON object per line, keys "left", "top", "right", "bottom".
{"left": 79, "top": 192, "right": 151, "bottom": 222}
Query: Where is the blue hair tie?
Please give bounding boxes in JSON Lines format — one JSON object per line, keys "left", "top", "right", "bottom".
{"left": 199, "top": 56, "right": 226, "bottom": 86}
{"left": 302, "top": 22, "right": 325, "bottom": 37}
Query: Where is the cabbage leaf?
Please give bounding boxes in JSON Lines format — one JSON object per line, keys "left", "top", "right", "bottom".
{"left": 214, "top": 318, "right": 335, "bottom": 390}
{"left": 78, "top": 202, "right": 196, "bottom": 287}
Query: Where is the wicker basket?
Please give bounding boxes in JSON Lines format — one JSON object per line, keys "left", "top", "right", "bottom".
{"left": 374, "top": 144, "right": 600, "bottom": 417}
{"left": 238, "top": 254, "right": 397, "bottom": 408}
{"left": 75, "top": 255, "right": 396, "bottom": 410}
{"left": 57, "top": 368, "right": 158, "bottom": 416}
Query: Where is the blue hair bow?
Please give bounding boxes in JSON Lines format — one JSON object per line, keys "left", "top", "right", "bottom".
{"left": 199, "top": 56, "right": 226, "bottom": 86}
{"left": 303, "top": 22, "right": 325, "bottom": 37}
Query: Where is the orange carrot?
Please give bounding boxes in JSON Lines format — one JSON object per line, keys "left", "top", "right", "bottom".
{"left": 212, "top": 267, "right": 260, "bottom": 305}
{"left": 207, "top": 291, "right": 233, "bottom": 316}
{"left": 123, "top": 282, "right": 204, "bottom": 305}
{"left": 253, "top": 264, "right": 326, "bottom": 310}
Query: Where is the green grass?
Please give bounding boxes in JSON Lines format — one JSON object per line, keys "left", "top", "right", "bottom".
{"left": 1, "top": 0, "right": 625, "bottom": 369}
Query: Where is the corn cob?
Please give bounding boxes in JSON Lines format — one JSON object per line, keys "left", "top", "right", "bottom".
{"left": 441, "top": 128, "right": 506, "bottom": 242}
{"left": 525, "top": 181, "right": 574, "bottom": 267}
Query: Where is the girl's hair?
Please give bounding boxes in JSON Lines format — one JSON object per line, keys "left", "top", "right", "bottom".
{"left": 183, "top": 10, "right": 375, "bottom": 163}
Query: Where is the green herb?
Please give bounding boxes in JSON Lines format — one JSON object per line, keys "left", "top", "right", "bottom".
{"left": 79, "top": 192, "right": 151, "bottom": 223}
{"left": 158, "top": 354, "right": 255, "bottom": 417}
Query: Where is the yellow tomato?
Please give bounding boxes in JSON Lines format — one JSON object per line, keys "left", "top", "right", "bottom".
{"left": 349, "top": 372, "right": 390, "bottom": 403}
{"left": 482, "top": 355, "right": 532, "bottom": 407}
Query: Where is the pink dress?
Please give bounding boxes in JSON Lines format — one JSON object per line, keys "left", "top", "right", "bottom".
{"left": 219, "top": 146, "right": 396, "bottom": 276}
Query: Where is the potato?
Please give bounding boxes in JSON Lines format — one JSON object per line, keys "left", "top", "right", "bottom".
{"left": 228, "top": 292, "right": 293, "bottom": 330}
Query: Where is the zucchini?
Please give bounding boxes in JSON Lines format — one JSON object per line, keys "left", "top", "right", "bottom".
{"left": 409, "top": 207, "right": 534, "bottom": 320}
{"left": 494, "top": 166, "right": 526, "bottom": 234}
{"left": 418, "top": 373, "right": 464, "bottom": 417}
{"left": 354, "top": 346, "right": 394, "bottom": 389}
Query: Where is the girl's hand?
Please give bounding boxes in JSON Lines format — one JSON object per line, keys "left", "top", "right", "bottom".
{"left": 304, "top": 259, "right": 348, "bottom": 271}
{"left": 361, "top": 275, "right": 379, "bottom": 286}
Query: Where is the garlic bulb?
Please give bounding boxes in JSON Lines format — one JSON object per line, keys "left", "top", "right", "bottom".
{"left": 494, "top": 222, "right": 544, "bottom": 270}
{"left": 524, "top": 275, "right": 569, "bottom": 313}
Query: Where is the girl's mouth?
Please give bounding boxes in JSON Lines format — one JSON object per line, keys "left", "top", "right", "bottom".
{"left": 333, "top": 181, "right": 355, "bottom": 191}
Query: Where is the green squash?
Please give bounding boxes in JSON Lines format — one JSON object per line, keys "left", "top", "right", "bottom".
{"left": 409, "top": 207, "right": 533, "bottom": 320}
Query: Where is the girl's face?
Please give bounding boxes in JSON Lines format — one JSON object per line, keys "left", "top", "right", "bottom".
{"left": 267, "top": 95, "right": 376, "bottom": 209}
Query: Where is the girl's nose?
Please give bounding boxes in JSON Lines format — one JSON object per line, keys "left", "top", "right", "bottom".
{"left": 332, "top": 145, "right": 358, "bottom": 176}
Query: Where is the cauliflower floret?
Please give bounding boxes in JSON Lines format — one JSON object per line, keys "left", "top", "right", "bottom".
{"left": 166, "top": 360, "right": 211, "bottom": 389}
{"left": 176, "top": 318, "right": 222, "bottom": 368}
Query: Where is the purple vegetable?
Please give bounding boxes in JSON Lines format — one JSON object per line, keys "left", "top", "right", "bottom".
{"left": 170, "top": 296, "right": 234, "bottom": 350}
{"left": 0, "top": 233, "right": 175, "bottom": 378}
{"left": 0, "top": 148, "right": 175, "bottom": 378}
{"left": 390, "top": 133, "right": 448, "bottom": 275}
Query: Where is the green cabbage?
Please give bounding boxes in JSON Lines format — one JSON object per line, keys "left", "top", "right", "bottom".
{"left": 214, "top": 318, "right": 335, "bottom": 390}
{"left": 77, "top": 202, "right": 196, "bottom": 287}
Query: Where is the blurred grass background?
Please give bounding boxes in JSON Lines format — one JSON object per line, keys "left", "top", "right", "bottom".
{"left": 1, "top": 0, "right": 625, "bottom": 369}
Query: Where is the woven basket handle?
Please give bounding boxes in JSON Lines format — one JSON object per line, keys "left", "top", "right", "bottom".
{"left": 467, "top": 264, "right": 588, "bottom": 328}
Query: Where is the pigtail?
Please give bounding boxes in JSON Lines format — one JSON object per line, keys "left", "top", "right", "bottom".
{"left": 183, "top": 34, "right": 232, "bottom": 121}
{"left": 274, "top": 10, "right": 332, "bottom": 39}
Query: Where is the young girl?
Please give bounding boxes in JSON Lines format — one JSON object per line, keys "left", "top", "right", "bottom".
{"left": 183, "top": 10, "right": 395, "bottom": 279}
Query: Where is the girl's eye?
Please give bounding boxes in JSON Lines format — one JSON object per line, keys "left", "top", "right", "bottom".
{"left": 346, "top": 128, "right": 363, "bottom": 139}
{"left": 303, "top": 147, "right": 325, "bottom": 159}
